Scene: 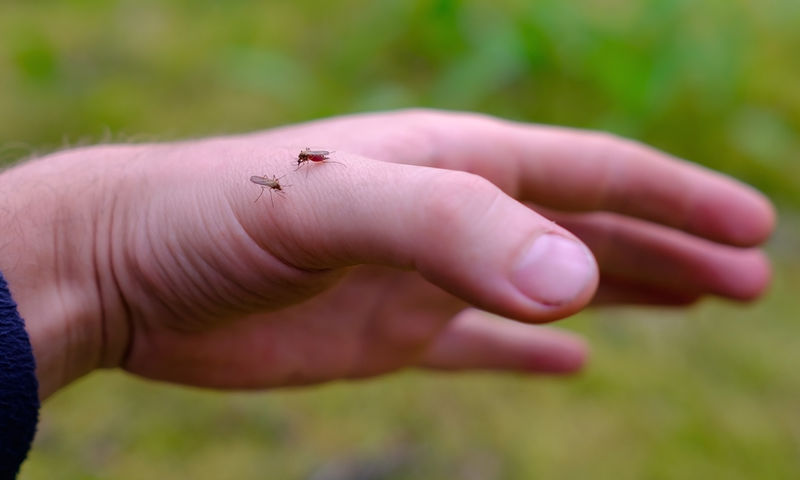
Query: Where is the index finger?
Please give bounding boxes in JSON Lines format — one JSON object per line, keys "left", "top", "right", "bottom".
{"left": 276, "top": 110, "right": 774, "bottom": 247}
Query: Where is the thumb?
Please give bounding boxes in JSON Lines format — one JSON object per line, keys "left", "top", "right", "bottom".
{"left": 238, "top": 153, "right": 598, "bottom": 323}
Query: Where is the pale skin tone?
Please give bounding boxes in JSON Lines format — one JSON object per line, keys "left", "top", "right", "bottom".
{"left": 0, "top": 110, "right": 774, "bottom": 400}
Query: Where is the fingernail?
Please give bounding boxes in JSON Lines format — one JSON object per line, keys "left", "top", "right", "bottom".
{"left": 512, "top": 234, "right": 596, "bottom": 306}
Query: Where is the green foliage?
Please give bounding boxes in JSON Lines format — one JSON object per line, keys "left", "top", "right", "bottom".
{"left": 1, "top": 0, "right": 798, "bottom": 202}
{"left": 2, "top": 1, "right": 799, "bottom": 478}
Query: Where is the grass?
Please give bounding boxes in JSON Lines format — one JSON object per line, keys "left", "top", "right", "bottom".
{"left": 2, "top": 0, "right": 799, "bottom": 478}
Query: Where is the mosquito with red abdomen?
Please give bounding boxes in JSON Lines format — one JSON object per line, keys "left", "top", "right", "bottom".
{"left": 295, "top": 147, "right": 344, "bottom": 171}
{"left": 249, "top": 174, "right": 289, "bottom": 206}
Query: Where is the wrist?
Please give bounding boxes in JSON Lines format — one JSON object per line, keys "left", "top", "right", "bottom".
{"left": 0, "top": 146, "right": 135, "bottom": 399}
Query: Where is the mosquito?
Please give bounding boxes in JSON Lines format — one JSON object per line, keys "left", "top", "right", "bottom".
{"left": 250, "top": 174, "right": 288, "bottom": 206}
{"left": 295, "top": 147, "right": 344, "bottom": 171}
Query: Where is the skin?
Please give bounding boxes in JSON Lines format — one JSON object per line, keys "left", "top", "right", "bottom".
{"left": 0, "top": 109, "right": 775, "bottom": 400}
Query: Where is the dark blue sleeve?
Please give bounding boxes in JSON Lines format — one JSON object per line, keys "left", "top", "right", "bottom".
{"left": 0, "top": 270, "right": 39, "bottom": 479}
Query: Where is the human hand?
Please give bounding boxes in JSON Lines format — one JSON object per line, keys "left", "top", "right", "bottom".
{"left": 0, "top": 110, "right": 773, "bottom": 398}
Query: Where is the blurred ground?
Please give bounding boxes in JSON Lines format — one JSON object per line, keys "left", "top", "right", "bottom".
{"left": 2, "top": 1, "right": 798, "bottom": 478}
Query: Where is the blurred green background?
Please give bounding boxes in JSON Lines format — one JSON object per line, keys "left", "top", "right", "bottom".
{"left": 2, "top": 0, "right": 799, "bottom": 478}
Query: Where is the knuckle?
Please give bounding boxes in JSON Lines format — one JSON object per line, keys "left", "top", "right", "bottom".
{"left": 584, "top": 130, "right": 655, "bottom": 163}
{"left": 418, "top": 171, "right": 502, "bottom": 238}
{"left": 387, "top": 110, "right": 509, "bottom": 170}
{"left": 390, "top": 108, "right": 451, "bottom": 129}
{"left": 577, "top": 131, "right": 659, "bottom": 209}
{"left": 584, "top": 131, "right": 632, "bottom": 158}
{"left": 393, "top": 108, "right": 502, "bottom": 130}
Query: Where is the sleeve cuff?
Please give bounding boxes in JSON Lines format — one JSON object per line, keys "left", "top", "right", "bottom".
{"left": 0, "top": 270, "right": 40, "bottom": 478}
